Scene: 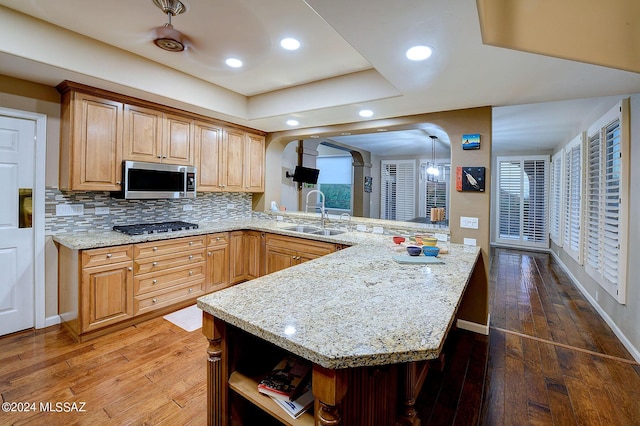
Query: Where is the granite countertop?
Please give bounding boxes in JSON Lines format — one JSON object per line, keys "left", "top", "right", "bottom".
{"left": 53, "top": 217, "right": 480, "bottom": 369}
{"left": 198, "top": 226, "right": 480, "bottom": 369}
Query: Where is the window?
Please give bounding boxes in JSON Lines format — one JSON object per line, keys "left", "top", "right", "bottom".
{"left": 584, "top": 101, "right": 628, "bottom": 303}
{"left": 317, "top": 156, "right": 352, "bottom": 211}
{"left": 418, "top": 161, "right": 450, "bottom": 223}
{"left": 496, "top": 156, "right": 549, "bottom": 248}
{"left": 381, "top": 160, "right": 416, "bottom": 221}
{"left": 549, "top": 150, "right": 564, "bottom": 245}
{"left": 563, "top": 134, "right": 583, "bottom": 263}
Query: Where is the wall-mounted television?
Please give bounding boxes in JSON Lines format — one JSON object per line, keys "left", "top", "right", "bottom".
{"left": 289, "top": 166, "right": 320, "bottom": 184}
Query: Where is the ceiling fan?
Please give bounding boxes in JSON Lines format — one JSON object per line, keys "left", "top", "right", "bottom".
{"left": 152, "top": 0, "right": 188, "bottom": 52}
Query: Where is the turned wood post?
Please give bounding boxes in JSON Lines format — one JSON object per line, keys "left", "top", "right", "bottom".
{"left": 202, "top": 311, "right": 227, "bottom": 426}
{"left": 397, "top": 362, "right": 422, "bottom": 426}
{"left": 312, "top": 365, "right": 348, "bottom": 426}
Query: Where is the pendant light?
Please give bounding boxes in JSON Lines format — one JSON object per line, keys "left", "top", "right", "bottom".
{"left": 427, "top": 135, "right": 440, "bottom": 178}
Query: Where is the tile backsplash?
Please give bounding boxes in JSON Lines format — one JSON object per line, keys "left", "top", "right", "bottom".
{"left": 45, "top": 187, "right": 252, "bottom": 234}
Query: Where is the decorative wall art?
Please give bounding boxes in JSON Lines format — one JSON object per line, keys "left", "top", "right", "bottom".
{"left": 462, "top": 133, "right": 480, "bottom": 150}
{"left": 456, "top": 167, "right": 486, "bottom": 192}
{"left": 364, "top": 176, "right": 373, "bottom": 193}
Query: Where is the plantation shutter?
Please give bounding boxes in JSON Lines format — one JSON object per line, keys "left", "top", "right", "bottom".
{"left": 380, "top": 160, "right": 415, "bottom": 221}
{"left": 496, "top": 156, "right": 549, "bottom": 249}
{"left": 549, "top": 151, "right": 563, "bottom": 245}
{"left": 602, "top": 119, "right": 621, "bottom": 287}
{"left": 563, "top": 136, "right": 582, "bottom": 263}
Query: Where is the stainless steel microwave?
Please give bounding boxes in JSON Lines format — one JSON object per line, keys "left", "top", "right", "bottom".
{"left": 111, "top": 161, "right": 196, "bottom": 199}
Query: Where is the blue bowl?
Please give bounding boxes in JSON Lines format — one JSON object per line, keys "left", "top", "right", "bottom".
{"left": 422, "top": 246, "right": 440, "bottom": 257}
{"left": 406, "top": 245, "right": 422, "bottom": 256}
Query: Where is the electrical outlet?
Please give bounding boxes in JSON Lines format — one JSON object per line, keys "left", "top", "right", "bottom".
{"left": 356, "top": 224, "right": 367, "bottom": 232}
{"left": 226, "top": 203, "right": 236, "bottom": 210}
{"left": 372, "top": 226, "right": 384, "bottom": 234}
{"left": 435, "top": 233, "right": 448, "bottom": 242}
{"left": 276, "top": 215, "right": 284, "bottom": 221}
{"left": 463, "top": 238, "right": 477, "bottom": 246}
{"left": 56, "top": 204, "right": 84, "bottom": 216}
{"left": 95, "top": 207, "right": 110, "bottom": 215}
{"left": 183, "top": 204, "right": 193, "bottom": 211}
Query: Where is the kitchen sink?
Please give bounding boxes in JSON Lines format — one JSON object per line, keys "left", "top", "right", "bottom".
{"left": 282, "top": 225, "right": 321, "bottom": 233}
{"left": 309, "top": 228, "right": 345, "bottom": 236}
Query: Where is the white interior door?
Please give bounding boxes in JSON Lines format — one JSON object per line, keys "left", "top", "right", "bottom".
{"left": 0, "top": 115, "right": 36, "bottom": 335}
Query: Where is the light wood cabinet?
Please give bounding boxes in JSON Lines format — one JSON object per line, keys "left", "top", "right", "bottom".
{"left": 244, "top": 133, "right": 265, "bottom": 192}
{"left": 196, "top": 124, "right": 264, "bottom": 193}
{"left": 123, "top": 106, "right": 194, "bottom": 165}
{"left": 59, "top": 245, "right": 134, "bottom": 339}
{"left": 133, "top": 236, "right": 206, "bottom": 315}
{"left": 206, "top": 232, "right": 230, "bottom": 292}
{"left": 228, "top": 230, "right": 264, "bottom": 284}
{"left": 123, "top": 104, "right": 163, "bottom": 163}
{"left": 195, "top": 121, "right": 225, "bottom": 191}
{"left": 265, "top": 234, "right": 336, "bottom": 275}
{"left": 58, "top": 87, "right": 123, "bottom": 191}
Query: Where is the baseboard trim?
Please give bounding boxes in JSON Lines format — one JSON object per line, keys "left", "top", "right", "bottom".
{"left": 549, "top": 251, "right": 640, "bottom": 364}
{"left": 44, "top": 315, "right": 61, "bottom": 328}
{"left": 457, "top": 315, "right": 490, "bottom": 335}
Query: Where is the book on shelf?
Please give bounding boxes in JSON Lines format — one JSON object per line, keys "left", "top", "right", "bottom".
{"left": 257, "top": 354, "right": 311, "bottom": 401}
{"left": 272, "top": 381, "right": 314, "bottom": 419}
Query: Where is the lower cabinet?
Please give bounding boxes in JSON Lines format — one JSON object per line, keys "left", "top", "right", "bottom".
{"left": 265, "top": 233, "right": 336, "bottom": 275}
{"left": 58, "top": 229, "right": 338, "bottom": 340}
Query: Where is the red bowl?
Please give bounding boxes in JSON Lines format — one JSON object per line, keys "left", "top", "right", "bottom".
{"left": 393, "top": 236, "right": 405, "bottom": 244}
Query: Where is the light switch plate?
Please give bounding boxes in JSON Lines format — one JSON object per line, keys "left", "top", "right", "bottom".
{"left": 460, "top": 216, "right": 479, "bottom": 229}
{"left": 276, "top": 215, "right": 284, "bottom": 221}
{"left": 372, "top": 226, "right": 384, "bottom": 234}
{"left": 183, "top": 204, "right": 193, "bottom": 211}
{"left": 434, "top": 233, "right": 448, "bottom": 242}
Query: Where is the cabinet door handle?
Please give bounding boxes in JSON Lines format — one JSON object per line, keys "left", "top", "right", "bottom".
{"left": 216, "top": 237, "right": 221, "bottom": 241}
{"left": 189, "top": 270, "right": 193, "bottom": 276}
{"left": 189, "top": 255, "right": 193, "bottom": 260}
{"left": 152, "top": 298, "right": 157, "bottom": 303}
{"left": 128, "top": 267, "right": 133, "bottom": 271}
{"left": 153, "top": 247, "right": 158, "bottom": 251}
{"left": 208, "top": 252, "right": 212, "bottom": 256}
{"left": 157, "top": 155, "right": 162, "bottom": 159}
{"left": 188, "top": 288, "right": 193, "bottom": 293}
{"left": 162, "top": 155, "right": 167, "bottom": 159}
{"left": 292, "top": 256, "right": 296, "bottom": 259}
{"left": 106, "top": 253, "right": 112, "bottom": 258}
{"left": 189, "top": 241, "right": 194, "bottom": 246}
{"left": 152, "top": 279, "right": 157, "bottom": 284}
{"left": 116, "top": 181, "right": 121, "bottom": 185}
{"left": 152, "top": 261, "right": 158, "bottom": 266}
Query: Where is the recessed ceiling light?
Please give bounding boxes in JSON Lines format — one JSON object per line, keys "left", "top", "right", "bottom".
{"left": 280, "top": 38, "right": 300, "bottom": 50}
{"left": 406, "top": 45, "right": 433, "bottom": 61}
{"left": 377, "top": 128, "right": 388, "bottom": 132}
{"left": 310, "top": 135, "right": 320, "bottom": 138}
{"left": 341, "top": 132, "right": 351, "bottom": 136}
{"left": 286, "top": 119, "right": 299, "bottom": 126}
{"left": 225, "top": 58, "right": 243, "bottom": 68}
{"left": 359, "top": 109, "right": 374, "bottom": 118}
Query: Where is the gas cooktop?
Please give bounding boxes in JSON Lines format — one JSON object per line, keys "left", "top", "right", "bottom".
{"left": 113, "top": 221, "right": 199, "bottom": 236}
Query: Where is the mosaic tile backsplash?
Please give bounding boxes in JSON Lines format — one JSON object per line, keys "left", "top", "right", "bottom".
{"left": 45, "top": 188, "right": 253, "bottom": 234}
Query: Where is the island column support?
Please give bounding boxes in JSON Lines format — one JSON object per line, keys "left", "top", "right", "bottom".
{"left": 203, "top": 311, "right": 228, "bottom": 426}
{"left": 312, "top": 365, "right": 348, "bottom": 426}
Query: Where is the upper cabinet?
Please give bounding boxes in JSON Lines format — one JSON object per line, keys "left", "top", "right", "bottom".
{"left": 123, "top": 106, "right": 194, "bottom": 165}
{"left": 57, "top": 81, "right": 264, "bottom": 192}
{"left": 58, "top": 89, "right": 123, "bottom": 191}
{"left": 195, "top": 122, "right": 265, "bottom": 193}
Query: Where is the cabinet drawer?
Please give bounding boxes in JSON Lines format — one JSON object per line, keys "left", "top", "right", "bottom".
{"left": 134, "top": 262, "right": 206, "bottom": 295}
{"left": 134, "top": 236, "right": 205, "bottom": 259}
{"left": 207, "top": 232, "right": 229, "bottom": 246}
{"left": 134, "top": 280, "right": 205, "bottom": 315}
{"left": 265, "top": 234, "right": 335, "bottom": 257}
{"left": 82, "top": 245, "right": 133, "bottom": 268}
{"left": 134, "top": 249, "right": 205, "bottom": 275}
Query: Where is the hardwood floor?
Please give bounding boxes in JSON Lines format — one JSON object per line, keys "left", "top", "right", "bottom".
{"left": 1, "top": 248, "right": 639, "bottom": 425}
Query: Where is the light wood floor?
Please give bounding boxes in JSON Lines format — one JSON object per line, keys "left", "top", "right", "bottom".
{"left": 1, "top": 248, "right": 639, "bottom": 425}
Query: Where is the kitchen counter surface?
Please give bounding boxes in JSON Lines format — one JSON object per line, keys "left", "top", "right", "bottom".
{"left": 53, "top": 217, "right": 482, "bottom": 370}
{"left": 197, "top": 225, "right": 481, "bottom": 369}
{"left": 51, "top": 217, "right": 378, "bottom": 250}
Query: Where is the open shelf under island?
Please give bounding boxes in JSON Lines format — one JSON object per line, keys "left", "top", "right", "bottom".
{"left": 198, "top": 235, "right": 488, "bottom": 426}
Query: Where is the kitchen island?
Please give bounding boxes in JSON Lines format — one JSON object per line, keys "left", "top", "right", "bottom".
{"left": 197, "top": 235, "right": 487, "bottom": 425}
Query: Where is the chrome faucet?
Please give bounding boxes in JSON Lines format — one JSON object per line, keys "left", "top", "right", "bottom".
{"left": 340, "top": 212, "right": 351, "bottom": 231}
{"left": 305, "top": 189, "right": 326, "bottom": 228}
